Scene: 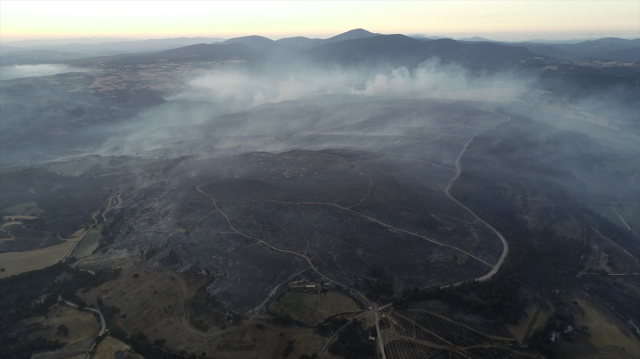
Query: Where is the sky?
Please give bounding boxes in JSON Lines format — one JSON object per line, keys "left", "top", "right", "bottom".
{"left": 1, "top": 1, "right": 639, "bottom": 42}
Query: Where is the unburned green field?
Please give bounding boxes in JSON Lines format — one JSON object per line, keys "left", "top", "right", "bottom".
{"left": 2, "top": 201, "right": 45, "bottom": 216}
{"left": 269, "top": 291, "right": 361, "bottom": 326}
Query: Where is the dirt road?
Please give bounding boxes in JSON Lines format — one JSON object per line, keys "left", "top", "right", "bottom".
{"left": 445, "top": 123, "right": 510, "bottom": 283}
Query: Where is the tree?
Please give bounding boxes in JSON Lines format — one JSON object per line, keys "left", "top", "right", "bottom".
{"left": 56, "top": 324, "right": 69, "bottom": 336}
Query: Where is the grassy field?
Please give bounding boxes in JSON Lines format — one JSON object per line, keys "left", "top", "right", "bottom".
{"left": 3, "top": 215, "right": 37, "bottom": 220}
{"left": 68, "top": 227, "right": 101, "bottom": 259}
{"left": 2, "top": 201, "right": 45, "bottom": 216}
{"left": 93, "top": 336, "right": 129, "bottom": 359}
{"left": 23, "top": 303, "right": 100, "bottom": 344}
{"left": 2, "top": 221, "right": 22, "bottom": 229}
{"left": 269, "top": 291, "right": 361, "bottom": 326}
{"left": 0, "top": 229, "right": 84, "bottom": 278}
{"left": 78, "top": 258, "right": 185, "bottom": 335}
{"left": 569, "top": 291, "right": 640, "bottom": 358}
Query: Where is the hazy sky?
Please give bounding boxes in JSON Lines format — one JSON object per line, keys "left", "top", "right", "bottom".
{"left": 1, "top": 1, "right": 639, "bottom": 42}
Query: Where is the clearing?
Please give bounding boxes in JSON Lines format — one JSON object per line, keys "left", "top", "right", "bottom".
{"left": 570, "top": 291, "right": 640, "bottom": 358}
{"left": 22, "top": 303, "right": 100, "bottom": 344}
{"left": 0, "top": 228, "right": 84, "bottom": 278}
{"left": 93, "top": 336, "right": 130, "bottom": 359}
{"left": 269, "top": 291, "right": 361, "bottom": 326}
{"left": 2, "top": 201, "right": 45, "bottom": 216}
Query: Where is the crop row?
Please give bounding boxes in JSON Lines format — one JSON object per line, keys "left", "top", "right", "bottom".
{"left": 410, "top": 311, "right": 512, "bottom": 346}
{"left": 384, "top": 340, "right": 442, "bottom": 359}
{"left": 465, "top": 347, "right": 534, "bottom": 359}
{"left": 392, "top": 314, "right": 451, "bottom": 347}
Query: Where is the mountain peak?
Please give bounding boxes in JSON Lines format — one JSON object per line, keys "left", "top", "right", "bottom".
{"left": 329, "top": 29, "right": 378, "bottom": 41}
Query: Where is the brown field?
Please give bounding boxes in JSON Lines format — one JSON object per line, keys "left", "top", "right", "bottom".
{"left": 201, "top": 325, "right": 325, "bottom": 359}
{"left": 567, "top": 290, "right": 640, "bottom": 358}
{"left": 2, "top": 221, "right": 22, "bottom": 229}
{"left": 269, "top": 291, "right": 361, "bottom": 326}
{"left": 3, "top": 215, "right": 37, "bottom": 220}
{"left": 23, "top": 304, "right": 100, "bottom": 344}
{"left": 93, "top": 336, "right": 129, "bottom": 359}
{"left": 0, "top": 232, "right": 83, "bottom": 278}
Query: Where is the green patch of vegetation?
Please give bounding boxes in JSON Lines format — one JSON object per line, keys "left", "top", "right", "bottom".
{"left": 282, "top": 339, "right": 295, "bottom": 358}
{"left": 55, "top": 324, "right": 69, "bottom": 336}
{"left": 2, "top": 201, "right": 45, "bottom": 216}
{"left": 0, "top": 262, "right": 120, "bottom": 359}
{"left": 269, "top": 291, "right": 360, "bottom": 326}
{"left": 109, "top": 327, "right": 186, "bottom": 359}
{"left": 97, "top": 297, "right": 121, "bottom": 329}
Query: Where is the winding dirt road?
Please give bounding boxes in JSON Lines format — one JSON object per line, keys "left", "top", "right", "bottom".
{"left": 444, "top": 115, "right": 511, "bottom": 283}
{"left": 196, "top": 183, "right": 352, "bottom": 291}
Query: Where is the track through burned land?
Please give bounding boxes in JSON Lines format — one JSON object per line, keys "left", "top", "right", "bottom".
{"left": 132, "top": 154, "right": 504, "bottom": 311}
{"left": 108, "top": 102, "right": 509, "bottom": 312}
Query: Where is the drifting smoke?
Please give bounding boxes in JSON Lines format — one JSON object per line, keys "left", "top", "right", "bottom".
{"left": 0, "top": 64, "right": 90, "bottom": 80}
{"left": 168, "top": 59, "right": 531, "bottom": 114}
{"left": 94, "top": 59, "right": 534, "bottom": 158}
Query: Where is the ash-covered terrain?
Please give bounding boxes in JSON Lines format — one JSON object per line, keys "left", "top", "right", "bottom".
{"left": 2, "top": 28, "right": 639, "bottom": 359}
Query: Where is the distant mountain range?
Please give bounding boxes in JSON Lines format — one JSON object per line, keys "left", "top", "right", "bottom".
{"left": 59, "top": 31, "right": 550, "bottom": 73}
{"left": 221, "top": 28, "right": 379, "bottom": 52}
{"left": 0, "top": 37, "right": 226, "bottom": 56}
{"left": 451, "top": 37, "right": 640, "bottom": 62}
{"left": 305, "top": 34, "right": 549, "bottom": 69}
{"left": 2, "top": 29, "right": 639, "bottom": 69}
{"left": 65, "top": 43, "right": 263, "bottom": 67}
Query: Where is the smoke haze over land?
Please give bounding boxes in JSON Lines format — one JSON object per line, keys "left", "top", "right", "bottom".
{"left": 0, "top": 64, "right": 90, "bottom": 80}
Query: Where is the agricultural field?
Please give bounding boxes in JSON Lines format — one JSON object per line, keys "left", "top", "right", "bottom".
{"left": 68, "top": 227, "right": 102, "bottom": 259}
{"left": 269, "top": 291, "right": 361, "bottom": 326}
{"left": 2, "top": 201, "right": 45, "bottom": 216}
{"left": 77, "top": 257, "right": 185, "bottom": 335}
{"left": 0, "top": 228, "right": 84, "bottom": 278}
{"left": 381, "top": 301, "right": 541, "bottom": 359}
